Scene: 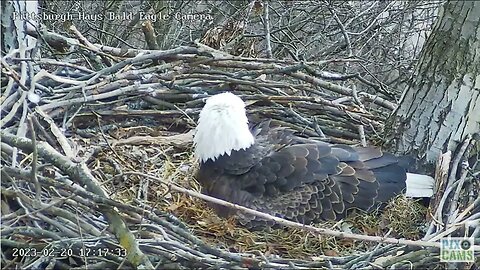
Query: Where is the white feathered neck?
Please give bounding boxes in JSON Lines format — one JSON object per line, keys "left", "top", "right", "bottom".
{"left": 194, "top": 92, "right": 254, "bottom": 163}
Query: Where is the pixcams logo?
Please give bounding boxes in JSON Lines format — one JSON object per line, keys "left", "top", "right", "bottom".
{"left": 440, "top": 237, "right": 474, "bottom": 262}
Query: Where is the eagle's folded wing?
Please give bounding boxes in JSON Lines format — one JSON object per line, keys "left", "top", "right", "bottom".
{"left": 197, "top": 122, "right": 409, "bottom": 228}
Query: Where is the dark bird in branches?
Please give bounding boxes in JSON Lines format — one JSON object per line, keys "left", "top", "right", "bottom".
{"left": 194, "top": 92, "right": 435, "bottom": 228}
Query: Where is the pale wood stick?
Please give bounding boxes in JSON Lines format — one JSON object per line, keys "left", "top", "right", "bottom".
{"left": 125, "top": 172, "right": 480, "bottom": 250}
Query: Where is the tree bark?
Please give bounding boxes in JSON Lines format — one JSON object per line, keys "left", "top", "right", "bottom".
{"left": 386, "top": 1, "right": 480, "bottom": 169}
{"left": 1, "top": 0, "right": 38, "bottom": 55}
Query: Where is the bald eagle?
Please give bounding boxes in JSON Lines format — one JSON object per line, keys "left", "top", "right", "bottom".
{"left": 194, "top": 92, "right": 435, "bottom": 228}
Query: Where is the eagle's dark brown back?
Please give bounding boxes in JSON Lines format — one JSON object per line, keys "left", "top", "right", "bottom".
{"left": 196, "top": 120, "right": 409, "bottom": 228}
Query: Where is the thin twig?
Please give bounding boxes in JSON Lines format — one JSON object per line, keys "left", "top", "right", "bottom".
{"left": 125, "top": 171, "right": 451, "bottom": 249}
{"left": 28, "top": 117, "right": 41, "bottom": 202}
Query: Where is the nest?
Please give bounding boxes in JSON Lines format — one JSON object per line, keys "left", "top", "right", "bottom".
{"left": 2, "top": 23, "right": 479, "bottom": 270}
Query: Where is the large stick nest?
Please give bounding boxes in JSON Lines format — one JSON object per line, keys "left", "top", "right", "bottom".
{"left": 2, "top": 7, "right": 479, "bottom": 270}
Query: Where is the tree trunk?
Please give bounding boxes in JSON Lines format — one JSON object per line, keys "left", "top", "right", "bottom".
{"left": 1, "top": 0, "right": 38, "bottom": 54}
{"left": 386, "top": 1, "right": 480, "bottom": 169}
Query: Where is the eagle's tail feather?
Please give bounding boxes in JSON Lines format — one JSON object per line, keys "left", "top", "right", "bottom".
{"left": 405, "top": 173, "right": 435, "bottom": 198}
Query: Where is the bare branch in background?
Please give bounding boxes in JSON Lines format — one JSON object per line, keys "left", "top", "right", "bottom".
{"left": 3, "top": 1, "right": 477, "bottom": 269}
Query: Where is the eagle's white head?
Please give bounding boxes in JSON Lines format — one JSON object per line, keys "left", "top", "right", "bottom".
{"left": 194, "top": 92, "right": 255, "bottom": 163}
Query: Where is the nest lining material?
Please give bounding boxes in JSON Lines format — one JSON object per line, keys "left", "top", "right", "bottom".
{"left": 96, "top": 128, "right": 429, "bottom": 259}
{"left": 1, "top": 31, "right": 479, "bottom": 269}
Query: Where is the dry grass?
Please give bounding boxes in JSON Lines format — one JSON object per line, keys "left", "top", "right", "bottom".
{"left": 87, "top": 126, "right": 431, "bottom": 260}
